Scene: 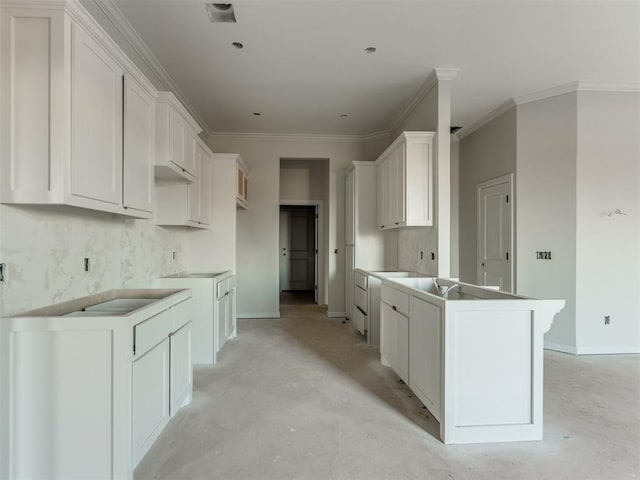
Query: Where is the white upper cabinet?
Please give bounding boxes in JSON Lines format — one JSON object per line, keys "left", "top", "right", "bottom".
{"left": 236, "top": 156, "right": 249, "bottom": 209}
{"left": 376, "top": 132, "right": 434, "bottom": 230}
{"left": 123, "top": 76, "right": 155, "bottom": 214}
{"left": 155, "top": 92, "right": 201, "bottom": 183}
{"left": 155, "top": 139, "right": 212, "bottom": 228}
{"left": 0, "top": 2, "right": 157, "bottom": 218}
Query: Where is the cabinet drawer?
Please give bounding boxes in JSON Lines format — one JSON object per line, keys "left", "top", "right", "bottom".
{"left": 381, "top": 285, "right": 409, "bottom": 317}
{"left": 354, "top": 307, "right": 367, "bottom": 335}
{"left": 355, "top": 286, "right": 368, "bottom": 313}
{"left": 134, "top": 309, "right": 171, "bottom": 357}
{"left": 355, "top": 272, "right": 368, "bottom": 290}
{"left": 171, "top": 299, "right": 192, "bottom": 332}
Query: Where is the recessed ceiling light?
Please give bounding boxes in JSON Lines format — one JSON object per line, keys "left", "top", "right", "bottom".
{"left": 364, "top": 47, "right": 377, "bottom": 54}
{"left": 205, "top": 3, "right": 237, "bottom": 23}
{"left": 232, "top": 42, "right": 244, "bottom": 49}
{"left": 339, "top": 114, "right": 349, "bottom": 119}
{"left": 253, "top": 112, "right": 261, "bottom": 116}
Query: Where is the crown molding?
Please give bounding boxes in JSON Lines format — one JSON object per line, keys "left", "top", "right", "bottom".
{"left": 455, "top": 98, "right": 516, "bottom": 141}
{"left": 361, "top": 130, "right": 391, "bottom": 142}
{"left": 387, "top": 67, "right": 460, "bottom": 135}
{"left": 92, "top": 0, "right": 211, "bottom": 137}
{"left": 577, "top": 81, "right": 640, "bottom": 93}
{"left": 513, "top": 81, "right": 580, "bottom": 105}
{"left": 209, "top": 131, "right": 388, "bottom": 144}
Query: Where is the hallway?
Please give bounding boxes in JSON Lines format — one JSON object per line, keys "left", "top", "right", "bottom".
{"left": 135, "top": 303, "right": 640, "bottom": 479}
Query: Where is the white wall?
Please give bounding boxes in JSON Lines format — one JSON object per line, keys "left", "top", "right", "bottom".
{"left": 458, "top": 106, "right": 517, "bottom": 284}
{"left": 450, "top": 138, "right": 459, "bottom": 277}
{"left": 208, "top": 135, "right": 363, "bottom": 318}
{"left": 279, "top": 159, "right": 330, "bottom": 304}
{"left": 0, "top": 205, "right": 185, "bottom": 316}
{"left": 575, "top": 91, "right": 640, "bottom": 353}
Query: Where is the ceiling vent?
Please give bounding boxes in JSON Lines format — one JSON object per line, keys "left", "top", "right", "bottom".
{"left": 450, "top": 126, "right": 463, "bottom": 134}
{"left": 205, "top": 3, "right": 237, "bottom": 23}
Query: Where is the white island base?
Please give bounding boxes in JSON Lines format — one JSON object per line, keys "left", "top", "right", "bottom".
{"left": 379, "top": 277, "right": 565, "bottom": 444}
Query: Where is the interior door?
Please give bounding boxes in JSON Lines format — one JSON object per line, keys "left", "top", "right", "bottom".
{"left": 478, "top": 175, "right": 513, "bottom": 292}
{"left": 287, "top": 209, "right": 315, "bottom": 290}
{"left": 279, "top": 210, "right": 289, "bottom": 291}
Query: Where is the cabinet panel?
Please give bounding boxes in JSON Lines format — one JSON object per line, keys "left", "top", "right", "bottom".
{"left": 346, "top": 169, "right": 355, "bottom": 245}
{"left": 380, "top": 301, "right": 395, "bottom": 366}
{"left": 170, "top": 323, "right": 192, "bottom": 415}
{"left": 394, "top": 310, "right": 409, "bottom": 384}
{"left": 132, "top": 338, "right": 170, "bottom": 466}
{"left": 346, "top": 245, "right": 355, "bottom": 321}
{"left": 123, "top": 76, "right": 154, "bottom": 213}
{"left": 169, "top": 109, "right": 185, "bottom": 173}
{"left": 217, "top": 293, "right": 228, "bottom": 352}
{"left": 410, "top": 297, "right": 442, "bottom": 421}
{"left": 71, "top": 24, "right": 122, "bottom": 205}
{"left": 187, "top": 153, "right": 201, "bottom": 222}
{"left": 199, "top": 154, "right": 211, "bottom": 224}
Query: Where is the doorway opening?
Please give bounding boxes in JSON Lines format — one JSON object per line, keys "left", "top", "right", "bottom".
{"left": 279, "top": 205, "right": 318, "bottom": 305}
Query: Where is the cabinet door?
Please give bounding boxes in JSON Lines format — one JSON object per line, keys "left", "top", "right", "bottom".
{"left": 227, "top": 289, "right": 236, "bottom": 338}
{"left": 217, "top": 293, "right": 228, "bottom": 352}
{"left": 170, "top": 322, "right": 192, "bottom": 415}
{"left": 380, "top": 302, "right": 395, "bottom": 366}
{"left": 123, "top": 76, "right": 154, "bottom": 213}
{"left": 199, "top": 154, "right": 211, "bottom": 225}
{"left": 132, "top": 338, "right": 169, "bottom": 466}
{"left": 377, "top": 159, "right": 391, "bottom": 229}
{"left": 345, "top": 169, "right": 355, "bottom": 245}
{"left": 409, "top": 298, "right": 442, "bottom": 421}
{"left": 71, "top": 24, "right": 123, "bottom": 205}
{"left": 169, "top": 109, "right": 185, "bottom": 171}
{"left": 187, "top": 153, "right": 202, "bottom": 222}
{"left": 183, "top": 131, "right": 196, "bottom": 176}
{"left": 394, "top": 310, "right": 409, "bottom": 384}
{"left": 394, "top": 145, "right": 406, "bottom": 225}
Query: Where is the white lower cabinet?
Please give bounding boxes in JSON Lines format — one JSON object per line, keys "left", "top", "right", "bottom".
{"left": 0, "top": 289, "right": 193, "bottom": 479}
{"left": 132, "top": 338, "right": 170, "bottom": 466}
{"left": 380, "top": 286, "right": 410, "bottom": 384}
{"left": 409, "top": 297, "right": 442, "bottom": 422}
{"left": 216, "top": 277, "right": 237, "bottom": 352}
{"left": 170, "top": 323, "right": 193, "bottom": 414}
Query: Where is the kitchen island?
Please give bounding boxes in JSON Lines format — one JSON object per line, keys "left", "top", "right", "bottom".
{"left": 380, "top": 277, "right": 564, "bottom": 444}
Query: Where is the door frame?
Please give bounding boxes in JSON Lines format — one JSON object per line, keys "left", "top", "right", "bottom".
{"left": 280, "top": 200, "right": 324, "bottom": 304}
{"left": 476, "top": 173, "right": 515, "bottom": 292}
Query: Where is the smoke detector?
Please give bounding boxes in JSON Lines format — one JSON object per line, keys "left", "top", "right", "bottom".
{"left": 205, "top": 3, "right": 237, "bottom": 23}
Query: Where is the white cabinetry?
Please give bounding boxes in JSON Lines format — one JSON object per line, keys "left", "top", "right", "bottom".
{"left": 380, "top": 284, "right": 410, "bottom": 383}
{"left": 376, "top": 132, "right": 434, "bottom": 229}
{"left": 409, "top": 297, "right": 442, "bottom": 422}
{"left": 236, "top": 156, "right": 249, "bottom": 209}
{"left": 0, "top": 289, "right": 192, "bottom": 479}
{"left": 155, "top": 139, "right": 212, "bottom": 228}
{"left": 155, "top": 271, "right": 235, "bottom": 365}
{"left": 345, "top": 162, "right": 385, "bottom": 333}
{"left": 0, "top": 2, "right": 156, "bottom": 219}
{"left": 155, "top": 92, "right": 201, "bottom": 182}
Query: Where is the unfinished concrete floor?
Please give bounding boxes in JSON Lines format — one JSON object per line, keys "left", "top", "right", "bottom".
{"left": 135, "top": 294, "right": 640, "bottom": 479}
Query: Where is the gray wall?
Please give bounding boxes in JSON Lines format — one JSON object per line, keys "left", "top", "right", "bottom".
{"left": 459, "top": 106, "right": 517, "bottom": 284}
{"left": 516, "top": 93, "right": 578, "bottom": 351}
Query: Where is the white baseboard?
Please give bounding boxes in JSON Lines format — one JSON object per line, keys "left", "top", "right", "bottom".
{"left": 327, "top": 311, "right": 346, "bottom": 318}
{"left": 544, "top": 342, "right": 578, "bottom": 355}
{"left": 576, "top": 346, "right": 640, "bottom": 355}
{"left": 237, "top": 312, "right": 280, "bottom": 319}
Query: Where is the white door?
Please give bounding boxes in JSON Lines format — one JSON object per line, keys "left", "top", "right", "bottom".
{"left": 345, "top": 170, "right": 355, "bottom": 245}
{"left": 279, "top": 210, "right": 289, "bottom": 291}
{"left": 477, "top": 174, "right": 513, "bottom": 292}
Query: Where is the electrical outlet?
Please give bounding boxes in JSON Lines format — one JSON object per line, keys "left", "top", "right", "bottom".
{"left": 0, "top": 263, "right": 6, "bottom": 283}
{"left": 84, "top": 257, "right": 90, "bottom": 272}
{"left": 604, "top": 315, "right": 610, "bottom": 325}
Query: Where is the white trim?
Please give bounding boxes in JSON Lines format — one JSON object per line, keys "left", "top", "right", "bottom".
{"left": 476, "top": 173, "right": 515, "bottom": 292}
{"left": 387, "top": 68, "right": 459, "bottom": 135}
{"left": 544, "top": 342, "right": 578, "bottom": 355}
{"left": 362, "top": 130, "right": 391, "bottom": 142}
{"left": 455, "top": 99, "right": 516, "bottom": 140}
{"left": 456, "top": 81, "right": 640, "bottom": 141}
{"left": 210, "top": 131, "right": 378, "bottom": 143}
{"left": 575, "top": 346, "right": 640, "bottom": 355}
{"left": 327, "top": 312, "right": 347, "bottom": 318}
{"left": 92, "top": 0, "right": 211, "bottom": 136}
{"left": 237, "top": 313, "right": 280, "bottom": 319}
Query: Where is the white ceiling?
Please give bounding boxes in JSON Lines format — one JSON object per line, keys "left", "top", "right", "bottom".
{"left": 110, "top": 0, "right": 639, "bottom": 136}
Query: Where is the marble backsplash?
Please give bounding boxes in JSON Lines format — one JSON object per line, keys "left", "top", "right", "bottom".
{"left": 397, "top": 226, "right": 438, "bottom": 275}
{"left": 0, "top": 205, "right": 185, "bottom": 316}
